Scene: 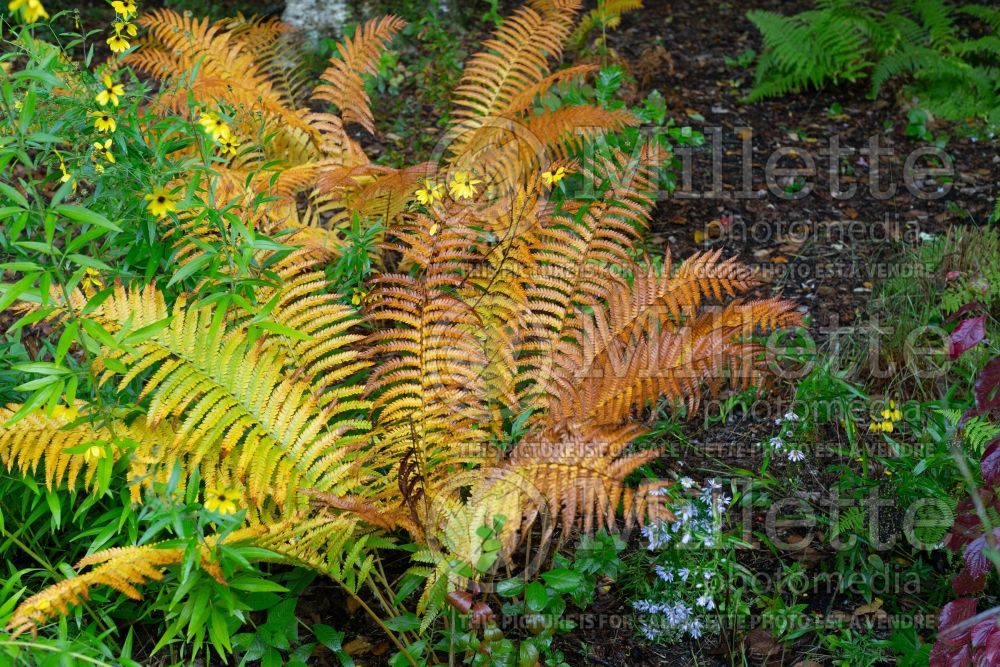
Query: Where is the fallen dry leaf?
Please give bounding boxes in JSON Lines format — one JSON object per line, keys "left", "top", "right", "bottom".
{"left": 344, "top": 637, "right": 374, "bottom": 656}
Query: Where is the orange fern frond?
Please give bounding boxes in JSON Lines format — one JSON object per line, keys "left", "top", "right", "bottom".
{"left": 562, "top": 297, "right": 803, "bottom": 427}
{"left": 504, "top": 63, "right": 599, "bottom": 114}
{"left": 312, "top": 16, "right": 407, "bottom": 133}
{"left": 365, "top": 219, "right": 496, "bottom": 505}
{"left": 505, "top": 422, "right": 662, "bottom": 537}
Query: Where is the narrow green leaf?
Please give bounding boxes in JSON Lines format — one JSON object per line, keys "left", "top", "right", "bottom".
{"left": 54, "top": 204, "right": 121, "bottom": 233}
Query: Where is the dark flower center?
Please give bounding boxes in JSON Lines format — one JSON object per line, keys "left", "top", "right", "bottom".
{"left": 157, "top": 196, "right": 165, "bottom": 204}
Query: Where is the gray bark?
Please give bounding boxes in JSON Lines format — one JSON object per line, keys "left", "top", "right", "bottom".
{"left": 282, "top": 0, "right": 351, "bottom": 38}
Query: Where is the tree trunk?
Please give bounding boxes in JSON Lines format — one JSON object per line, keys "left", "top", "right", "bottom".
{"left": 282, "top": 0, "right": 350, "bottom": 38}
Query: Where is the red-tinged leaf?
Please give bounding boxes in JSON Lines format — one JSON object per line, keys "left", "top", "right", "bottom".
{"left": 950, "top": 316, "right": 987, "bottom": 360}
{"left": 971, "top": 614, "right": 1000, "bottom": 648}
{"left": 945, "top": 501, "right": 985, "bottom": 552}
{"left": 948, "top": 644, "right": 972, "bottom": 666}
{"left": 939, "top": 598, "right": 978, "bottom": 639}
{"left": 470, "top": 602, "right": 495, "bottom": 627}
{"left": 982, "top": 438, "right": 1000, "bottom": 487}
{"left": 446, "top": 590, "right": 473, "bottom": 614}
{"left": 947, "top": 301, "right": 985, "bottom": 323}
{"left": 952, "top": 569, "right": 985, "bottom": 595}
{"left": 963, "top": 535, "right": 992, "bottom": 580}
{"left": 930, "top": 641, "right": 971, "bottom": 667}
{"left": 986, "top": 630, "right": 1000, "bottom": 663}
{"left": 975, "top": 357, "right": 1000, "bottom": 414}
{"left": 929, "top": 641, "right": 952, "bottom": 667}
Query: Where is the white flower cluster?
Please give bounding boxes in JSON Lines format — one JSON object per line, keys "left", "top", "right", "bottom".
{"left": 767, "top": 411, "right": 807, "bottom": 462}
{"left": 632, "top": 479, "right": 728, "bottom": 641}
{"left": 641, "top": 478, "right": 730, "bottom": 551}
{"left": 632, "top": 599, "right": 706, "bottom": 640}
{"left": 633, "top": 565, "right": 719, "bottom": 640}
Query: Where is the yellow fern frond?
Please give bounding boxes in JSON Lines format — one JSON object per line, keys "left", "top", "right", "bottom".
{"left": 253, "top": 251, "right": 372, "bottom": 391}
{"left": 6, "top": 526, "right": 267, "bottom": 638}
{"left": 0, "top": 405, "right": 118, "bottom": 492}
{"left": 7, "top": 544, "right": 186, "bottom": 637}
{"left": 568, "top": 0, "right": 644, "bottom": 49}
{"left": 85, "top": 287, "right": 370, "bottom": 513}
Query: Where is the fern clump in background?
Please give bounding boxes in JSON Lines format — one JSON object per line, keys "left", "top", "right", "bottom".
{"left": 747, "top": 0, "right": 1000, "bottom": 125}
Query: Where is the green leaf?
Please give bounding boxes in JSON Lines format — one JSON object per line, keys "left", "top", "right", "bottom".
{"left": 55, "top": 320, "right": 79, "bottom": 364}
{"left": 0, "top": 261, "right": 42, "bottom": 272}
{"left": 525, "top": 581, "right": 548, "bottom": 612}
{"left": 122, "top": 317, "right": 171, "bottom": 344}
{"left": 496, "top": 577, "right": 524, "bottom": 597}
{"left": 208, "top": 608, "right": 233, "bottom": 655}
{"left": 54, "top": 204, "right": 122, "bottom": 233}
{"left": 11, "top": 68, "right": 62, "bottom": 87}
{"left": 67, "top": 226, "right": 114, "bottom": 254}
{"left": 312, "top": 624, "right": 349, "bottom": 662}
{"left": 541, "top": 568, "right": 584, "bottom": 593}
{"left": 0, "top": 274, "right": 38, "bottom": 313}
{"left": 24, "top": 132, "right": 64, "bottom": 145}
{"left": 384, "top": 613, "right": 422, "bottom": 632}
{"left": 67, "top": 254, "right": 115, "bottom": 272}
{"left": 0, "top": 181, "right": 29, "bottom": 209}
{"left": 0, "top": 206, "right": 27, "bottom": 220}
{"left": 253, "top": 320, "right": 312, "bottom": 341}
{"left": 82, "top": 319, "right": 118, "bottom": 349}
{"left": 167, "top": 253, "right": 210, "bottom": 287}
{"left": 227, "top": 575, "right": 289, "bottom": 593}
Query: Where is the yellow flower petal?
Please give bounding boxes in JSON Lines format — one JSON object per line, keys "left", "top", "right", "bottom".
{"left": 107, "top": 34, "right": 130, "bottom": 53}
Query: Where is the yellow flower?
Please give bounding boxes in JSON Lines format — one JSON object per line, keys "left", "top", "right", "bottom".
{"left": 869, "top": 399, "right": 902, "bottom": 435}
{"left": 81, "top": 267, "right": 104, "bottom": 292}
{"left": 95, "top": 75, "right": 125, "bottom": 107}
{"left": 13, "top": 99, "right": 22, "bottom": 110}
{"left": 113, "top": 21, "right": 138, "bottom": 37}
{"left": 50, "top": 405, "right": 79, "bottom": 421}
{"left": 83, "top": 444, "right": 106, "bottom": 463}
{"left": 203, "top": 486, "right": 241, "bottom": 515}
{"left": 110, "top": 0, "right": 137, "bottom": 19}
{"left": 144, "top": 186, "right": 179, "bottom": 218}
{"left": 429, "top": 222, "right": 439, "bottom": 236}
{"left": 8, "top": 0, "right": 48, "bottom": 23}
{"left": 198, "top": 112, "right": 231, "bottom": 141}
{"left": 93, "top": 138, "right": 115, "bottom": 163}
{"left": 351, "top": 288, "right": 367, "bottom": 306}
{"left": 541, "top": 166, "right": 569, "bottom": 188}
{"left": 58, "top": 159, "right": 71, "bottom": 183}
{"left": 414, "top": 179, "right": 443, "bottom": 205}
{"left": 90, "top": 110, "right": 116, "bottom": 133}
{"left": 106, "top": 33, "right": 130, "bottom": 53}
{"left": 448, "top": 171, "right": 481, "bottom": 200}
{"left": 217, "top": 134, "right": 240, "bottom": 157}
